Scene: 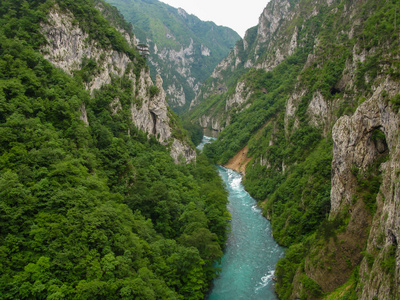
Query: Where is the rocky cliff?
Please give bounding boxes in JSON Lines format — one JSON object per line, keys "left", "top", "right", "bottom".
{"left": 103, "top": 0, "right": 240, "bottom": 113}
{"left": 190, "top": 0, "right": 400, "bottom": 298}
{"left": 189, "top": 0, "right": 299, "bottom": 132}
{"left": 330, "top": 76, "right": 400, "bottom": 299}
{"left": 41, "top": 4, "right": 195, "bottom": 163}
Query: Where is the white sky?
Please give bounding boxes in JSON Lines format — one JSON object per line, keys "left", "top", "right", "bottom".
{"left": 159, "top": 0, "right": 269, "bottom": 38}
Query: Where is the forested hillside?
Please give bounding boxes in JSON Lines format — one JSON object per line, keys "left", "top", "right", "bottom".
{"left": 189, "top": 0, "right": 400, "bottom": 298}
{"left": 0, "top": 0, "right": 229, "bottom": 298}
{"left": 103, "top": 0, "right": 240, "bottom": 113}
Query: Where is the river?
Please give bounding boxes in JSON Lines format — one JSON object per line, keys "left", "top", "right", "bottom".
{"left": 198, "top": 136, "right": 284, "bottom": 300}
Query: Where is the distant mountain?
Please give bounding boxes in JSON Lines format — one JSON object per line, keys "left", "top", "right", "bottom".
{"left": 104, "top": 0, "right": 240, "bottom": 113}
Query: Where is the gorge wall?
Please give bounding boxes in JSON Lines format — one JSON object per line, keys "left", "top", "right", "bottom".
{"left": 41, "top": 4, "right": 196, "bottom": 163}
{"left": 103, "top": 0, "right": 240, "bottom": 113}
{"left": 0, "top": 1, "right": 231, "bottom": 298}
{"left": 189, "top": 0, "right": 400, "bottom": 298}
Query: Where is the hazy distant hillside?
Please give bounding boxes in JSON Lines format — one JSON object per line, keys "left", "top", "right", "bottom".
{"left": 104, "top": 0, "right": 240, "bottom": 113}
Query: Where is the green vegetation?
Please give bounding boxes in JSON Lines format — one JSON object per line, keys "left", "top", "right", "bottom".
{"left": 182, "top": 118, "right": 203, "bottom": 146}
{"left": 382, "top": 244, "right": 397, "bottom": 279}
{"left": 0, "top": 1, "right": 229, "bottom": 299}
{"left": 274, "top": 242, "right": 307, "bottom": 299}
{"left": 59, "top": 0, "right": 145, "bottom": 69}
{"left": 323, "top": 268, "right": 359, "bottom": 300}
{"left": 191, "top": 0, "right": 400, "bottom": 298}
{"left": 104, "top": 0, "right": 240, "bottom": 113}
{"left": 301, "top": 275, "right": 324, "bottom": 299}
{"left": 148, "top": 85, "right": 160, "bottom": 98}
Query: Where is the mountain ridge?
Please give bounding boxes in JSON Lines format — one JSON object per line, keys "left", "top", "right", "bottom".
{"left": 104, "top": 0, "right": 240, "bottom": 113}
{"left": 189, "top": 0, "right": 400, "bottom": 298}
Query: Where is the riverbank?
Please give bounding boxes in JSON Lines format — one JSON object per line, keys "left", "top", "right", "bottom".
{"left": 223, "top": 145, "right": 252, "bottom": 176}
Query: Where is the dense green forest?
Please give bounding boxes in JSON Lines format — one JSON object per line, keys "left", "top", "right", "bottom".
{"left": 196, "top": 0, "right": 400, "bottom": 298}
{"left": 0, "top": 0, "right": 229, "bottom": 299}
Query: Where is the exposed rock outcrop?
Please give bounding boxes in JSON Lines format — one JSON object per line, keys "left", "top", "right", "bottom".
{"left": 189, "top": 0, "right": 400, "bottom": 297}
{"left": 199, "top": 114, "right": 224, "bottom": 134}
{"left": 255, "top": 0, "right": 294, "bottom": 70}
{"left": 225, "top": 80, "right": 252, "bottom": 112}
{"left": 131, "top": 72, "right": 196, "bottom": 163}
{"left": 331, "top": 78, "right": 400, "bottom": 298}
{"left": 41, "top": 9, "right": 131, "bottom": 93}
{"left": 41, "top": 6, "right": 195, "bottom": 163}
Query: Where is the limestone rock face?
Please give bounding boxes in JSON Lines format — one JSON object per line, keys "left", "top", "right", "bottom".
{"left": 255, "top": 0, "right": 298, "bottom": 71}
{"left": 198, "top": 114, "right": 224, "bottom": 134}
{"left": 131, "top": 72, "right": 196, "bottom": 163}
{"left": 148, "top": 39, "right": 201, "bottom": 109}
{"left": 192, "top": 78, "right": 252, "bottom": 134}
{"left": 188, "top": 0, "right": 400, "bottom": 296}
{"left": 41, "top": 6, "right": 195, "bottom": 163}
{"left": 41, "top": 9, "right": 131, "bottom": 93}
{"left": 201, "top": 45, "right": 211, "bottom": 57}
{"left": 167, "top": 84, "right": 186, "bottom": 107}
{"left": 331, "top": 78, "right": 400, "bottom": 298}
{"left": 190, "top": 0, "right": 299, "bottom": 130}
{"left": 211, "top": 55, "right": 234, "bottom": 80}
{"left": 284, "top": 85, "right": 305, "bottom": 136}
{"left": 307, "top": 92, "right": 330, "bottom": 132}
{"left": 257, "top": 0, "right": 291, "bottom": 44}
{"left": 331, "top": 101, "right": 382, "bottom": 212}
{"left": 225, "top": 81, "right": 252, "bottom": 112}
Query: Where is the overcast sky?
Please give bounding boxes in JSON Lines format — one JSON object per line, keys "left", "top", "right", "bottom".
{"left": 159, "top": 0, "right": 269, "bottom": 38}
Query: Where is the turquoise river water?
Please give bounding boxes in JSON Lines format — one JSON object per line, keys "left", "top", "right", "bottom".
{"left": 198, "top": 137, "right": 284, "bottom": 300}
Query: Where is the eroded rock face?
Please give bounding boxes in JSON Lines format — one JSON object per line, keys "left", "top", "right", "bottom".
{"left": 307, "top": 91, "right": 330, "bottom": 132}
{"left": 167, "top": 84, "right": 186, "bottom": 106}
{"left": 199, "top": 114, "right": 224, "bottom": 133}
{"left": 130, "top": 72, "right": 196, "bottom": 163}
{"left": 331, "top": 78, "right": 400, "bottom": 299}
{"left": 225, "top": 80, "right": 252, "bottom": 111}
{"left": 257, "top": 0, "right": 291, "bottom": 44}
{"left": 190, "top": 0, "right": 298, "bottom": 129}
{"left": 131, "top": 70, "right": 166, "bottom": 139}
{"left": 41, "top": 6, "right": 195, "bottom": 163}
{"left": 255, "top": 0, "right": 297, "bottom": 71}
{"left": 41, "top": 9, "right": 131, "bottom": 93}
{"left": 148, "top": 39, "right": 200, "bottom": 109}
{"left": 284, "top": 85, "right": 305, "bottom": 136}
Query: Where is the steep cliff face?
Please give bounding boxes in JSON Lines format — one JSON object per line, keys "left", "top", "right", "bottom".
{"left": 103, "top": 0, "right": 240, "bottom": 113}
{"left": 42, "top": 8, "right": 132, "bottom": 93}
{"left": 190, "top": 0, "right": 400, "bottom": 298}
{"left": 189, "top": 0, "right": 300, "bottom": 132}
{"left": 41, "top": 5, "right": 195, "bottom": 163}
{"left": 130, "top": 71, "right": 196, "bottom": 162}
{"left": 331, "top": 77, "right": 400, "bottom": 298}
